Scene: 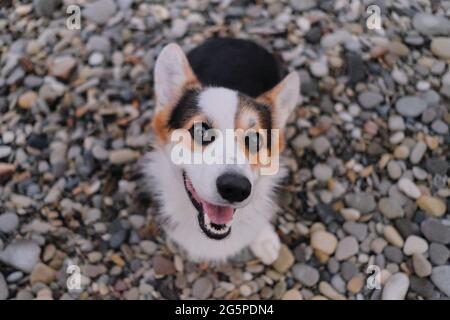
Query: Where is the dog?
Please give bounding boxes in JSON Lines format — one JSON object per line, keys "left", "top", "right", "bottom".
{"left": 144, "top": 38, "right": 300, "bottom": 264}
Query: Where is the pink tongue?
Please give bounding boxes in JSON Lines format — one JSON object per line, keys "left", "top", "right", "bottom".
{"left": 202, "top": 202, "right": 234, "bottom": 225}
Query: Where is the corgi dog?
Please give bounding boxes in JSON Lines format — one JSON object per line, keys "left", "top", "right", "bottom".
{"left": 144, "top": 38, "right": 300, "bottom": 264}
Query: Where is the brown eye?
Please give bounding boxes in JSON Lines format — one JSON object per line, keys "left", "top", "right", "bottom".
{"left": 245, "top": 131, "right": 262, "bottom": 153}
{"left": 189, "top": 122, "right": 215, "bottom": 145}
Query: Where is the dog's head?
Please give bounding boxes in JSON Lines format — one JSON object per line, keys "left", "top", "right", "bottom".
{"left": 151, "top": 43, "right": 300, "bottom": 240}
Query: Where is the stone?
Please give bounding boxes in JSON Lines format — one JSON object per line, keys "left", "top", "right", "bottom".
{"left": 382, "top": 273, "right": 409, "bottom": 300}
{"left": 378, "top": 197, "right": 404, "bottom": 219}
{"left": 0, "top": 240, "right": 41, "bottom": 273}
{"left": 388, "top": 115, "right": 405, "bottom": 131}
{"left": 49, "top": 56, "right": 77, "bottom": 80}
{"left": 395, "top": 97, "right": 427, "bottom": 117}
{"left": 109, "top": 149, "right": 140, "bottom": 164}
{"left": 421, "top": 219, "right": 450, "bottom": 244}
{"left": 292, "top": 264, "right": 319, "bottom": 287}
{"left": 30, "top": 263, "right": 56, "bottom": 285}
{"left": 0, "top": 273, "right": 8, "bottom": 300}
{"left": 192, "top": 277, "right": 213, "bottom": 299}
{"left": 272, "top": 244, "right": 294, "bottom": 273}
{"left": 312, "top": 136, "right": 330, "bottom": 155}
{"left": 345, "top": 193, "right": 376, "bottom": 214}
{"left": 398, "top": 178, "right": 421, "bottom": 199}
{"left": 313, "top": 163, "right": 332, "bottom": 182}
{"left": 152, "top": 255, "right": 175, "bottom": 276}
{"left": 413, "top": 13, "right": 450, "bottom": 36}
{"left": 425, "top": 158, "right": 448, "bottom": 175}
{"left": 387, "top": 161, "right": 402, "bottom": 179}
{"left": 412, "top": 254, "right": 432, "bottom": 277}
{"left": 310, "top": 230, "right": 338, "bottom": 255}
{"left": 0, "top": 146, "right": 12, "bottom": 158}
{"left": 0, "top": 212, "right": 19, "bottom": 233}
{"left": 318, "top": 281, "right": 346, "bottom": 300}
{"left": 343, "top": 221, "right": 367, "bottom": 241}
{"left": 140, "top": 240, "right": 157, "bottom": 255}
{"left": 84, "top": 0, "right": 117, "bottom": 25}
{"left": 403, "top": 235, "right": 428, "bottom": 256}
{"left": 358, "top": 91, "right": 383, "bottom": 109}
{"left": 410, "top": 141, "right": 427, "bottom": 164}
{"left": 33, "top": 0, "right": 61, "bottom": 17}
{"left": 429, "top": 243, "right": 450, "bottom": 265}
{"left": 431, "top": 266, "right": 450, "bottom": 297}
{"left": 383, "top": 225, "right": 404, "bottom": 247}
{"left": 335, "top": 236, "right": 358, "bottom": 261}
{"left": 417, "top": 196, "right": 446, "bottom": 217}
{"left": 410, "top": 276, "right": 435, "bottom": 299}
{"left": 431, "top": 120, "right": 449, "bottom": 135}
{"left": 18, "top": 91, "right": 38, "bottom": 109}
{"left": 347, "top": 275, "right": 364, "bottom": 294}
{"left": 384, "top": 246, "right": 403, "bottom": 263}
{"left": 310, "top": 61, "right": 328, "bottom": 78}
{"left": 281, "top": 289, "right": 302, "bottom": 300}
{"left": 431, "top": 37, "right": 450, "bottom": 59}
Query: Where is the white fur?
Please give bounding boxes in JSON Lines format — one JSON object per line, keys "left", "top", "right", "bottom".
{"left": 143, "top": 146, "right": 286, "bottom": 262}
{"left": 272, "top": 71, "right": 300, "bottom": 128}
{"left": 154, "top": 43, "right": 191, "bottom": 110}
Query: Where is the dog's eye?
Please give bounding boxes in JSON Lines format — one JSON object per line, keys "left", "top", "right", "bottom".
{"left": 189, "top": 122, "right": 215, "bottom": 145}
{"left": 244, "top": 131, "right": 262, "bottom": 153}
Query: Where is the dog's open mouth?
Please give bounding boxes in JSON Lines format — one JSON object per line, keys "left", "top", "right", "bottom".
{"left": 182, "top": 172, "right": 234, "bottom": 240}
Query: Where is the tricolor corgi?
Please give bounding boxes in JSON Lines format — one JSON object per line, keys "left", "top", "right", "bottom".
{"left": 144, "top": 38, "right": 300, "bottom": 263}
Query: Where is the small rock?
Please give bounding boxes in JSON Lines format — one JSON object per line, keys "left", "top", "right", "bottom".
{"left": 0, "top": 146, "right": 12, "bottom": 158}
{"left": 431, "top": 266, "right": 450, "bottom": 297}
{"left": 281, "top": 289, "right": 302, "bottom": 300}
{"left": 0, "top": 273, "right": 8, "bottom": 300}
{"left": 84, "top": 0, "right": 117, "bottom": 24}
{"left": 382, "top": 273, "right": 409, "bottom": 300}
{"left": 292, "top": 263, "right": 319, "bottom": 287}
{"left": 417, "top": 196, "right": 447, "bottom": 217}
{"left": 310, "top": 230, "right": 338, "bottom": 255}
{"left": 379, "top": 197, "right": 404, "bottom": 219}
{"left": 272, "top": 244, "right": 294, "bottom": 273}
{"left": 30, "top": 263, "right": 56, "bottom": 285}
{"left": 410, "top": 141, "right": 427, "bottom": 164}
{"left": 395, "top": 96, "right": 427, "bottom": 117}
{"left": 429, "top": 243, "right": 450, "bottom": 265}
{"left": 152, "top": 255, "right": 175, "bottom": 276}
{"left": 313, "top": 163, "right": 332, "bottom": 182}
{"left": 345, "top": 193, "right": 376, "bottom": 214}
{"left": 0, "top": 213, "right": 19, "bottom": 233}
{"left": 335, "top": 236, "right": 358, "bottom": 261}
{"left": 358, "top": 91, "right": 383, "bottom": 109}
{"left": 192, "top": 277, "right": 213, "bottom": 299}
{"left": 421, "top": 219, "right": 450, "bottom": 244}
{"left": 109, "top": 149, "right": 140, "bottom": 164}
{"left": 431, "top": 37, "right": 450, "bottom": 59}
{"left": 49, "top": 56, "right": 77, "bottom": 80}
{"left": 0, "top": 240, "right": 41, "bottom": 273}
{"left": 403, "top": 235, "right": 428, "bottom": 256}
{"left": 412, "top": 254, "right": 432, "bottom": 277}
{"left": 383, "top": 225, "right": 404, "bottom": 247}
{"left": 18, "top": 91, "right": 38, "bottom": 109}
{"left": 33, "top": 0, "right": 61, "bottom": 17}
{"left": 398, "top": 178, "right": 421, "bottom": 199}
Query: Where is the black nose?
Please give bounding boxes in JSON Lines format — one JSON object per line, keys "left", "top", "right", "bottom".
{"left": 216, "top": 173, "right": 251, "bottom": 203}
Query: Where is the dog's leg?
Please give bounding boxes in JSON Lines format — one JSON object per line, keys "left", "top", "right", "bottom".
{"left": 250, "top": 224, "right": 281, "bottom": 265}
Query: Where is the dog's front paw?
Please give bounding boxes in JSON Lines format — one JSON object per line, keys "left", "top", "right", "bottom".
{"left": 250, "top": 225, "right": 281, "bottom": 265}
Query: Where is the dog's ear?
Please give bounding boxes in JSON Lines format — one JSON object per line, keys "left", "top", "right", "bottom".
{"left": 258, "top": 71, "right": 300, "bottom": 128}
{"left": 154, "top": 43, "right": 197, "bottom": 110}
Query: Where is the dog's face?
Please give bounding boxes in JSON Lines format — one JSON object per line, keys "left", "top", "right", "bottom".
{"left": 151, "top": 44, "right": 299, "bottom": 240}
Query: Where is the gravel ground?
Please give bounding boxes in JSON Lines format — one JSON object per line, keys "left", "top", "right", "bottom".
{"left": 1, "top": 0, "right": 450, "bottom": 300}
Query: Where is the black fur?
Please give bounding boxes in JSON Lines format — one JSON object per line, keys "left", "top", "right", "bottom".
{"left": 168, "top": 89, "right": 200, "bottom": 129}
{"left": 187, "top": 38, "right": 282, "bottom": 98}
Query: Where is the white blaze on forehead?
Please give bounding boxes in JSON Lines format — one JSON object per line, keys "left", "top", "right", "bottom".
{"left": 198, "top": 87, "right": 238, "bottom": 130}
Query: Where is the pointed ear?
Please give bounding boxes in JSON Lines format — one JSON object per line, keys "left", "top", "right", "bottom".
{"left": 154, "top": 43, "right": 198, "bottom": 110}
{"left": 259, "top": 71, "right": 300, "bottom": 128}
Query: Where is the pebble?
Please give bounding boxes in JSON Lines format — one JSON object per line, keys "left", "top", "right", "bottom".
{"left": 431, "top": 266, "right": 450, "bottom": 298}
{"left": 383, "top": 225, "right": 404, "bottom": 247}
{"left": 431, "top": 37, "right": 450, "bottom": 59}
{"left": 378, "top": 197, "right": 404, "bottom": 219}
{"left": 412, "top": 254, "right": 432, "bottom": 277}
{"left": 310, "top": 61, "right": 328, "bottom": 78}
{"left": 398, "top": 178, "right": 421, "bottom": 199}
{"left": 109, "top": 149, "right": 140, "bottom": 164}
{"left": 0, "top": 146, "right": 12, "bottom": 158}
{"left": 292, "top": 264, "right": 319, "bottom": 287}
{"left": 417, "top": 196, "right": 447, "bottom": 217}
{"left": 409, "top": 141, "right": 427, "bottom": 164}
{"left": 0, "top": 212, "right": 19, "bottom": 233}
{"left": 84, "top": 0, "right": 117, "bottom": 24}
{"left": 382, "top": 273, "right": 409, "bottom": 300}
{"left": 272, "top": 245, "right": 294, "bottom": 273}
{"left": 0, "top": 273, "right": 8, "bottom": 300}
{"left": 335, "top": 236, "right": 358, "bottom": 261}
{"left": 345, "top": 193, "right": 376, "bottom": 214}
{"left": 429, "top": 243, "right": 450, "bottom": 265}
{"left": 420, "top": 219, "right": 450, "bottom": 244}
{"left": 310, "top": 230, "right": 338, "bottom": 255}
{"left": 49, "top": 56, "right": 77, "bottom": 80}
{"left": 0, "top": 240, "right": 41, "bottom": 273}
{"left": 313, "top": 163, "right": 332, "bottom": 182}
{"left": 403, "top": 235, "right": 428, "bottom": 256}
{"left": 395, "top": 97, "right": 427, "bottom": 117}
{"left": 152, "top": 256, "right": 175, "bottom": 276}
{"left": 30, "top": 263, "right": 56, "bottom": 285}
{"left": 358, "top": 91, "right": 383, "bottom": 109}
{"left": 192, "top": 277, "right": 213, "bottom": 299}
{"left": 281, "top": 289, "right": 302, "bottom": 300}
